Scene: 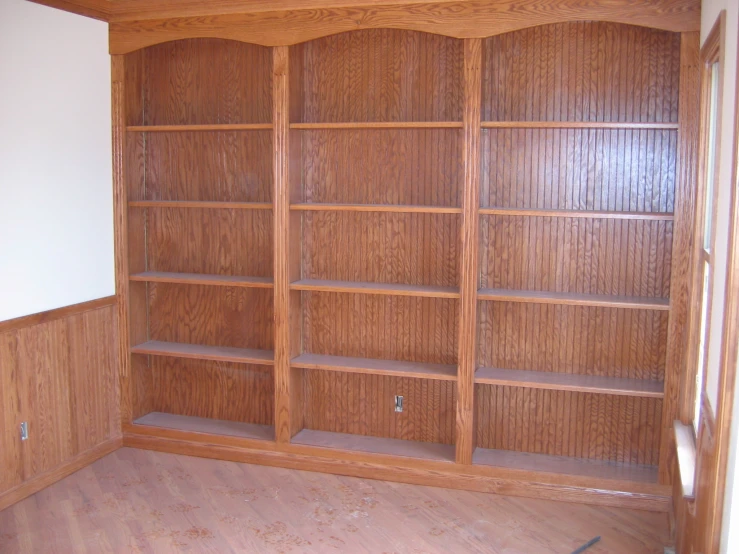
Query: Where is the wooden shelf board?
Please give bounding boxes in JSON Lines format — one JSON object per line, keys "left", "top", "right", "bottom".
{"left": 292, "top": 353, "right": 456, "bottom": 381}
{"left": 133, "top": 412, "right": 274, "bottom": 442}
{"left": 291, "top": 203, "right": 462, "bottom": 214}
{"left": 292, "top": 429, "right": 455, "bottom": 462}
{"left": 128, "top": 201, "right": 272, "bottom": 210}
{"left": 477, "top": 288, "right": 670, "bottom": 310}
{"left": 290, "top": 122, "right": 463, "bottom": 129}
{"left": 481, "top": 121, "right": 679, "bottom": 130}
{"left": 479, "top": 207, "right": 674, "bottom": 220}
{"left": 127, "top": 124, "right": 272, "bottom": 132}
{"left": 131, "top": 340, "right": 274, "bottom": 365}
{"left": 130, "top": 271, "right": 273, "bottom": 288}
{"left": 291, "top": 279, "right": 460, "bottom": 298}
{"left": 473, "top": 447, "right": 659, "bottom": 484}
{"left": 475, "top": 367, "right": 664, "bottom": 398}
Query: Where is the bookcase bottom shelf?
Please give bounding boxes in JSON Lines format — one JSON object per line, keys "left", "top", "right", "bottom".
{"left": 133, "top": 412, "right": 274, "bottom": 442}
{"left": 473, "top": 447, "right": 658, "bottom": 484}
{"left": 292, "top": 429, "right": 455, "bottom": 462}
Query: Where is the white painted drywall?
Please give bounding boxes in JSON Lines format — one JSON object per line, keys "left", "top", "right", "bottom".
{"left": 0, "top": 0, "right": 113, "bottom": 322}
{"left": 698, "top": 0, "right": 739, "bottom": 552}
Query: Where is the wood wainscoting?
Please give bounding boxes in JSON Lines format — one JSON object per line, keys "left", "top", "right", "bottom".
{"left": 0, "top": 296, "right": 121, "bottom": 512}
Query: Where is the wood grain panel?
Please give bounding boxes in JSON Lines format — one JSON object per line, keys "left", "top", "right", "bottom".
{"left": 0, "top": 304, "right": 119, "bottom": 498}
{"left": 303, "top": 370, "right": 456, "bottom": 445}
{"left": 303, "top": 212, "right": 459, "bottom": 286}
{"left": 301, "top": 129, "right": 462, "bottom": 206}
{"left": 137, "top": 38, "right": 271, "bottom": 125}
{"left": 478, "top": 302, "right": 668, "bottom": 382}
{"left": 475, "top": 384, "right": 662, "bottom": 465}
{"left": 303, "top": 292, "right": 457, "bottom": 365}
{"left": 481, "top": 22, "right": 681, "bottom": 122}
{"left": 145, "top": 208, "right": 273, "bottom": 276}
{"left": 479, "top": 216, "right": 673, "bottom": 298}
{"left": 147, "top": 283, "right": 274, "bottom": 350}
{"left": 149, "top": 357, "right": 274, "bottom": 425}
{"left": 479, "top": 129, "right": 678, "bottom": 212}
{"left": 108, "top": 0, "right": 701, "bottom": 54}
{"left": 142, "top": 131, "right": 273, "bottom": 202}
{"left": 296, "top": 29, "right": 462, "bottom": 123}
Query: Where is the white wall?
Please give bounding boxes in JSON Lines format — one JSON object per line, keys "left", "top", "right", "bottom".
{"left": 0, "top": 0, "right": 113, "bottom": 322}
{"left": 699, "top": 0, "right": 739, "bottom": 552}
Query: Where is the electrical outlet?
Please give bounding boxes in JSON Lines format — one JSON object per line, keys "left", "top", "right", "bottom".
{"left": 394, "top": 395, "right": 404, "bottom": 413}
{"left": 20, "top": 421, "right": 28, "bottom": 441}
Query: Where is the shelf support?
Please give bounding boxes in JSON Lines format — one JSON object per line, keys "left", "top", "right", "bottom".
{"left": 456, "top": 38, "right": 482, "bottom": 465}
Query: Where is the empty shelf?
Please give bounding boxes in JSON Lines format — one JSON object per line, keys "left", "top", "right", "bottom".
{"left": 130, "top": 271, "right": 273, "bottom": 288}
{"left": 481, "top": 121, "right": 678, "bottom": 130}
{"left": 128, "top": 201, "right": 271, "bottom": 209}
{"left": 292, "top": 429, "right": 455, "bottom": 462}
{"left": 477, "top": 288, "right": 670, "bottom": 310}
{"left": 291, "top": 279, "right": 460, "bottom": 298}
{"left": 475, "top": 367, "right": 663, "bottom": 398}
{"left": 290, "top": 122, "right": 462, "bottom": 129}
{"left": 134, "top": 412, "right": 274, "bottom": 442}
{"left": 479, "top": 207, "right": 674, "bottom": 220}
{"left": 131, "top": 341, "right": 274, "bottom": 365}
{"left": 291, "top": 203, "right": 461, "bottom": 214}
{"left": 127, "top": 124, "right": 272, "bottom": 132}
{"left": 473, "top": 447, "right": 659, "bottom": 484}
{"left": 292, "top": 353, "right": 456, "bottom": 381}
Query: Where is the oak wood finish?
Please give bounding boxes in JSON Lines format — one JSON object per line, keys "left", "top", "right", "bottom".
{"left": 107, "top": 0, "right": 699, "bottom": 54}
{"left": 134, "top": 412, "right": 274, "bottom": 441}
{"left": 109, "top": 18, "right": 695, "bottom": 514}
{"left": 0, "top": 301, "right": 120, "bottom": 511}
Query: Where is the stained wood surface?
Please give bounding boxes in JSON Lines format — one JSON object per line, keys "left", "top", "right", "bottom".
{"left": 291, "top": 353, "right": 457, "bottom": 380}
{"left": 300, "top": 129, "right": 462, "bottom": 206}
{"left": 130, "top": 271, "right": 274, "bottom": 288}
{"left": 477, "top": 289, "right": 670, "bottom": 310}
{"left": 303, "top": 370, "right": 456, "bottom": 445}
{"left": 0, "top": 296, "right": 116, "bottom": 334}
{"left": 303, "top": 293, "right": 458, "bottom": 364}
{"left": 302, "top": 212, "right": 459, "bottom": 286}
{"left": 295, "top": 30, "right": 462, "bottom": 123}
{"left": 475, "top": 367, "right": 664, "bottom": 398}
{"left": 0, "top": 303, "right": 119, "bottom": 500}
{"left": 290, "top": 279, "right": 460, "bottom": 298}
{"left": 148, "top": 358, "right": 274, "bottom": 425}
{"left": 477, "top": 303, "right": 668, "bottom": 381}
{"left": 127, "top": 123, "right": 272, "bottom": 131}
{"left": 473, "top": 448, "right": 659, "bottom": 484}
{"left": 131, "top": 340, "right": 274, "bottom": 365}
{"left": 107, "top": 0, "right": 700, "bottom": 53}
{"left": 0, "top": 447, "right": 672, "bottom": 552}
{"left": 291, "top": 203, "right": 462, "bottom": 213}
{"left": 292, "top": 429, "right": 456, "bottom": 461}
{"left": 475, "top": 385, "right": 662, "bottom": 465}
{"left": 128, "top": 201, "right": 272, "bottom": 209}
{"left": 479, "top": 207, "right": 674, "bottom": 220}
{"left": 147, "top": 284, "right": 274, "bottom": 350}
{"left": 134, "top": 412, "right": 274, "bottom": 440}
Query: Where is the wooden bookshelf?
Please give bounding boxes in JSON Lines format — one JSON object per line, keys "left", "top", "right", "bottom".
{"left": 291, "top": 203, "right": 461, "bottom": 214}
{"left": 127, "top": 124, "right": 273, "bottom": 131}
{"left": 290, "top": 122, "right": 462, "bottom": 129}
{"left": 133, "top": 412, "right": 274, "bottom": 441}
{"left": 475, "top": 367, "right": 664, "bottom": 398}
{"left": 292, "top": 429, "right": 456, "bottom": 462}
{"left": 131, "top": 340, "right": 274, "bottom": 365}
{"left": 479, "top": 208, "right": 674, "bottom": 220}
{"left": 290, "top": 279, "right": 460, "bottom": 298}
{"left": 292, "top": 353, "right": 457, "bottom": 380}
{"left": 477, "top": 289, "right": 671, "bottom": 310}
{"left": 128, "top": 201, "right": 272, "bottom": 210}
{"left": 130, "top": 271, "right": 273, "bottom": 288}
{"left": 480, "top": 121, "right": 679, "bottom": 129}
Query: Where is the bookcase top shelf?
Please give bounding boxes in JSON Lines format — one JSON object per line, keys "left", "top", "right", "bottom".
{"left": 128, "top": 201, "right": 272, "bottom": 210}
{"left": 479, "top": 208, "right": 674, "bottom": 220}
{"left": 291, "top": 279, "right": 460, "bottom": 299}
{"left": 291, "top": 203, "right": 461, "bottom": 214}
{"left": 478, "top": 289, "right": 670, "bottom": 311}
{"left": 127, "top": 124, "right": 272, "bottom": 131}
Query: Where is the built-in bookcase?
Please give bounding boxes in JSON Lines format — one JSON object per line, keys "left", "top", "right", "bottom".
{"left": 118, "top": 22, "right": 690, "bottom": 498}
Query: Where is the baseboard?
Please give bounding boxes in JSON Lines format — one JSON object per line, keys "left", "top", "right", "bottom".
{"left": 0, "top": 437, "right": 122, "bottom": 512}
{"left": 123, "top": 430, "right": 670, "bottom": 512}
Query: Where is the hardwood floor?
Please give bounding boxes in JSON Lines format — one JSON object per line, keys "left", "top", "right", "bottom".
{"left": 0, "top": 447, "right": 670, "bottom": 553}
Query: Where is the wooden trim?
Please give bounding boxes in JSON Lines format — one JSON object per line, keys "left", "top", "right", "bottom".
{"left": 659, "top": 32, "right": 700, "bottom": 484}
{"left": 108, "top": 0, "right": 700, "bottom": 54}
{"left": 127, "top": 124, "right": 272, "bottom": 131}
{"left": 272, "top": 45, "right": 292, "bottom": 444}
{"left": 122, "top": 429, "right": 670, "bottom": 511}
{"left": 130, "top": 271, "right": 274, "bottom": 288}
{"left": 128, "top": 200, "right": 272, "bottom": 210}
{"left": 131, "top": 340, "right": 275, "bottom": 365}
{"left": 0, "top": 438, "right": 121, "bottom": 512}
{"left": 455, "top": 38, "right": 481, "bottom": 465}
{"left": 290, "top": 203, "right": 461, "bottom": 214}
{"left": 477, "top": 288, "right": 670, "bottom": 310}
{"left": 289, "top": 279, "right": 460, "bottom": 298}
{"left": 28, "top": 0, "right": 111, "bottom": 21}
{"left": 0, "top": 296, "right": 117, "bottom": 334}
{"left": 290, "top": 121, "right": 462, "bottom": 129}
{"left": 479, "top": 208, "right": 674, "bottom": 220}
{"left": 291, "top": 353, "right": 457, "bottom": 381}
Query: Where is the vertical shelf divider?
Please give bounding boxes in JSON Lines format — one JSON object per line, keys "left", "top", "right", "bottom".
{"left": 273, "top": 45, "right": 293, "bottom": 443}
{"left": 456, "top": 38, "right": 482, "bottom": 464}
